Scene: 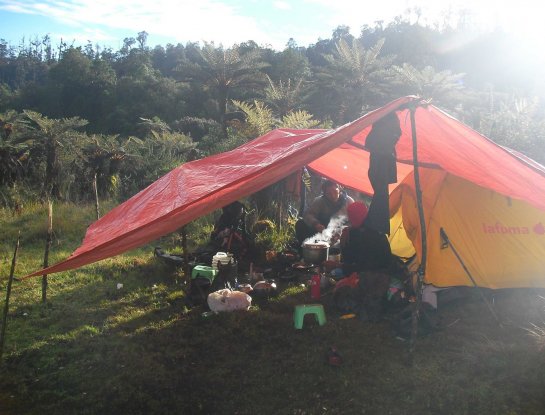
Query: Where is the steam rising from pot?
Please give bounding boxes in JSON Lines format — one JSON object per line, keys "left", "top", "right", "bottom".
{"left": 303, "top": 215, "right": 347, "bottom": 245}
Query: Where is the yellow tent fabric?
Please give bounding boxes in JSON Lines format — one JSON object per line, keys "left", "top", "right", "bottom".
{"left": 391, "top": 169, "right": 545, "bottom": 289}
{"left": 388, "top": 207, "right": 415, "bottom": 259}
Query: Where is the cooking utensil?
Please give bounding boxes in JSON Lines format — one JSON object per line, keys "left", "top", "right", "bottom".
{"left": 302, "top": 241, "right": 329, "bottom": 265}
{"left": 292, "top": 262, "right": 314, "bottom": 272}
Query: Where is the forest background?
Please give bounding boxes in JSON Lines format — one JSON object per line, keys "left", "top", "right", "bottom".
{"left": 1, "top": 14, "right": 544, "bottom": 213}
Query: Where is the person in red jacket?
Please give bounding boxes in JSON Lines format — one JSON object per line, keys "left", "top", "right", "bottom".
{"left": 340, "top": 201, "right": 392, "bottom": 275}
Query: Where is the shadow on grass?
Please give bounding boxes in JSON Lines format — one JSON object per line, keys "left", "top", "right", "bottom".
{"left": 2, "top": 259, "right": 545, "bottom": 415}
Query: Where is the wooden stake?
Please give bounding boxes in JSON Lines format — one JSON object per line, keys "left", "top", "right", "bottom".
{"left": 0, "top": 233, "right": 21, "bottom": 362}
{"left": 93, "top": 172, "right": 100, "bottom": 220}
{"left": 181, "top": 226, "right": 190, "bottom": 285}
{"left": 42, "top": 200, "right": 53, "bottom": 304}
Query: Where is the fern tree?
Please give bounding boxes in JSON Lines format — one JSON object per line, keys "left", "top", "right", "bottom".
{"left": 231, "top": 99, "right": 324, "bottom": 139}
{"left": 317, "top": 37, "right": 394, "bottom": 123}
{"left": 231, "top": 99, "right": 325, "bottom": 222}
{"left": 279, "top": 111, "right": 325, "bottom": 130}
{"left": 0, "top": 110, "right": 33, "bottom": 188}
{"left": 392, "top": 63, "right": 466, "bottom": 107}
{"left": 231, "top": 100, "right": 275, "bottom": 137}
{"left": 80, "top": 134, "right": 136, "bottom": 199}
{"left": 137, "top": 117, "right": 197, "bottom": 165}
{"left": 23, "top": 110, "right": 89, "bottom": 199}
{"left": 479, "top": 95, "right": 545, "bottom": 164}
{"left": 110, "top": 117, "right": 197, "bottom": 197}
{"left": 177, "top": 42, "right": 268, "bottom": 133}
{"left": 264, "top": 75, "right": 305, "bottom": 117}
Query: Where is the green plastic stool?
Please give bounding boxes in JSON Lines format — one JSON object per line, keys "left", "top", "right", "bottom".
{"left": 294, "top": 304, "right": 327, "bottom": 329}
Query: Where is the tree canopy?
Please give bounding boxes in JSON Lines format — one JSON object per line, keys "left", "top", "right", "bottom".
{"left": 0, "top": 16, "right": 544, "bottom": 208}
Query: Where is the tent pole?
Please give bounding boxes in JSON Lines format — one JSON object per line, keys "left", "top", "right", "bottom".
{"left": 439, "top": 228, "right": 501, "bottom": 325}
{"left": 408, "top": 105, "right": 428, "bottom": 364}
{"left": 299, "top": 168, "right": 307, "bottom": 215}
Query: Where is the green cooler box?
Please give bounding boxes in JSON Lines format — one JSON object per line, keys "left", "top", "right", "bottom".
{"left": 191, "top": 265, "right": 217, "bottom": 283}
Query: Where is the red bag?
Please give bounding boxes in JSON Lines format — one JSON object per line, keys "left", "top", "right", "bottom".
{"left": 333, "top": 272, "right": 359, "bottom": 292}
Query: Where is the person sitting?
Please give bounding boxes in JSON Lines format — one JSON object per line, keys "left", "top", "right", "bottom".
{"left": 340, "top": 201, "right": 392, "bottom": 275}
{"left": 295, "top": 180, "right": 354, "bottom": 245}
{"left": 210, "top": 201, "right": 249, "bottom": 258}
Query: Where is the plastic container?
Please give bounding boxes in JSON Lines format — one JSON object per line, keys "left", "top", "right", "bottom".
{"left": 191, "top": 265, "right": 218, "bottom": 282}
{"left": 212, "top": 252, "right": 234, "bottom": 270}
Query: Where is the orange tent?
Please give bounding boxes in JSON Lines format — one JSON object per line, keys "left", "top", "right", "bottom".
{"left": 24, "top": 96, "right": 545, "bottom": 288}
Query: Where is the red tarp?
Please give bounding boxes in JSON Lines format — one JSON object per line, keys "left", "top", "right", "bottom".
{"left": 24, "top": 96, "right": 545, "bottom": 277}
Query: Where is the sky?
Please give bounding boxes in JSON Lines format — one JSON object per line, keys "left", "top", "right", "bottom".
{"left": 0, "top": 0, "right": 543, "bottom": 51}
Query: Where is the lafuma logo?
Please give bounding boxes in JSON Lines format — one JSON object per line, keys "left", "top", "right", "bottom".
{"left": 482, "top": 222, "right": 545, "bottom": 235}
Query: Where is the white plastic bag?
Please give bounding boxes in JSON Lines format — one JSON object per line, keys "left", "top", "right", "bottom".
{"left": 207, "top": 289, "right": 252, "bottom": 312}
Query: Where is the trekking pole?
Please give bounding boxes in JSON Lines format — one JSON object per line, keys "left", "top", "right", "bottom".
{"left": 439, "top": 227, "right": 502, "bottom": 326}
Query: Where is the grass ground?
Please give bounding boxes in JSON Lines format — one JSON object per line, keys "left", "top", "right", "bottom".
{"left": 0, "top": 202, "right": 544, "bottom": 414}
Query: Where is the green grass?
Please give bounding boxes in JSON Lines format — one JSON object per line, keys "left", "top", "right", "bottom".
{"left": 1, "top": 203, "right": 545, "bottom": 414}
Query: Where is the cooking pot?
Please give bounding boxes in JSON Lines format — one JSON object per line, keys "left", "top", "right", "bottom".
{"left": 302, "top": 241, "right": 329, "bottom": 265}
{"left": 252, "top": 280, "right": 278, "bottom": 298}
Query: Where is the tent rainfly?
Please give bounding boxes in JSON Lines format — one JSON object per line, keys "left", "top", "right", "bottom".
{"left": 24, "top": 96, "right": 545, "bottom": 289}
